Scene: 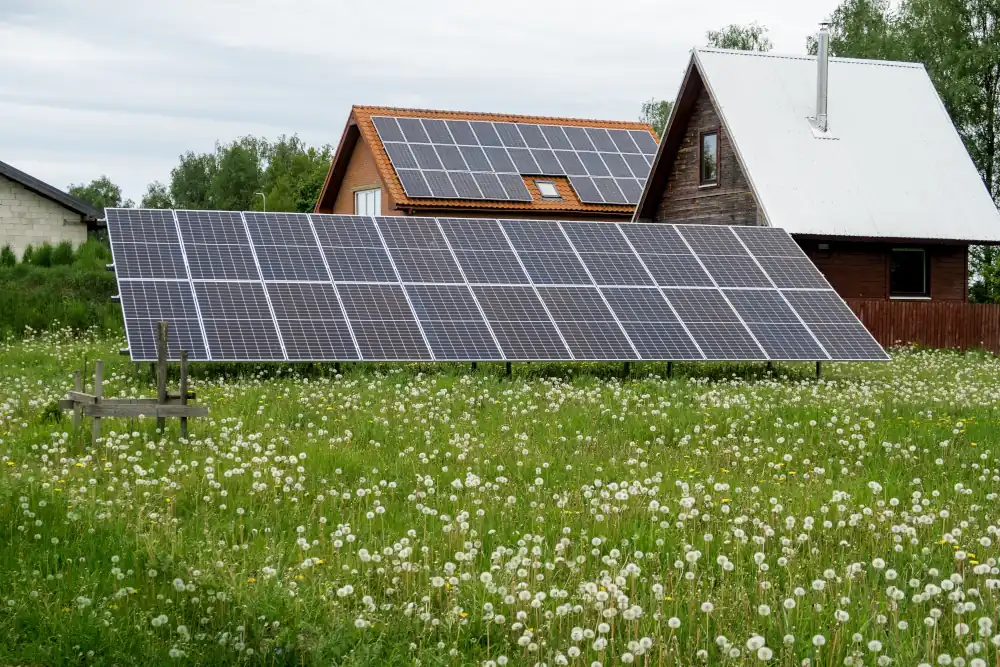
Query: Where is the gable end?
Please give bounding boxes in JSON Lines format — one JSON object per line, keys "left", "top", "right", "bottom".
{"left": 636, "top": 57, "right": 760, "bottom": 226}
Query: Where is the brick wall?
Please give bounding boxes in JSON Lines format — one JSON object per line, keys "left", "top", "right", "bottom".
{"left": 654, "top": 85, "right": 758, "bottom": 225}
{"left": 331, "top": 136, "right": 399, "bottom": 216}
{"left": 0, "top": 174, "right": 88, "bottom": 258}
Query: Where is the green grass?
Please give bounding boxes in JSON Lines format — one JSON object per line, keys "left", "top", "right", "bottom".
{"left": 1, "top": 331, "right": 999, "bottom": 666}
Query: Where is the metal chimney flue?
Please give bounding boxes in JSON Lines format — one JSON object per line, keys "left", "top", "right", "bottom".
{"left": 815, "top": 21, "right": 831, "bottom": 132}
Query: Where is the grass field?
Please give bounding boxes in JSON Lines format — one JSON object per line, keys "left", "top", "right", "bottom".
{"left": 2, "top": 330, "right": 1000, "bottom": 666}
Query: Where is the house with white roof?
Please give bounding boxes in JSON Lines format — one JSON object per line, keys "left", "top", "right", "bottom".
{"left": 634, "top": 29, "right": 1000, "bottom": 303}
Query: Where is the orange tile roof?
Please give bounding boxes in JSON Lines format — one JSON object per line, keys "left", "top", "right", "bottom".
{"left": 319, "top": 105, "right": 657, "bottom": 216}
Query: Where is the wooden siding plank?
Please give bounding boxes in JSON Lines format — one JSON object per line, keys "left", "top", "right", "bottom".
{"left": 847, "top": 300, "right": 1000, "bottom": 353}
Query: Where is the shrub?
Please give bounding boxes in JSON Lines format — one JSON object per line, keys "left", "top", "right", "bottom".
{"left": 0, "top": 262, "right": 121, "bottom": 338}
{"left": 31, "top": 243, "right": 54, "bottom": 267}
{"left": 21, "top": 244, "right": 34, "bottom": 264}
{"left": 52, "top": 241, "right": 75, "bottom": 266}
{"left": 74, "top": 239, "right": 113, "bottom": 270}
{"left": 0, "top": 245, "right": 15, "bottom": 267}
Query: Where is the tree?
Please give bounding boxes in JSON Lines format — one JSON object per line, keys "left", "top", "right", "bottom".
{"left": 640, "top": 99, "right": 674, "bottom": 137}
{"left": 707, "top": 22, "right": 773, "bottom": 51}
{"left": 67, "top": 176, "right": 134, "bottom": 210}
{"left": 166, "top": 135, "right": 332, "bottom": 213}
{"left": 821, "top": 0, "right": 1000, "bottom": 301}
{"left": 170, "top": 152, "right": 217, "bottom": 209}
{"left": 806, "top": 0, "right": 904, "bottom": 59}
{"left": 140, "top": 181, "right": 173, "bottom": 209}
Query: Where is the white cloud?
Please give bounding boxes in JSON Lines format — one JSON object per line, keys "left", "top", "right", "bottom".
{"left": 0, "top": 0, "right": 839, "bottom": 202}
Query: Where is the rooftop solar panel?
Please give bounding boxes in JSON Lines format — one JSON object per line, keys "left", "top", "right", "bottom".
{"left": 435, "top": 145, "right": 468, "bottom": 171}
{"left": 371, "top": 116, "right": 656, "bottom": 203}
{"left": 107, "top": 211, "right": 887, "bottom": 363}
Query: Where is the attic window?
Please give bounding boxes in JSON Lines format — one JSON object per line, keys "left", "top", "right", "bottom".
{"left": 699, "top": 131, "right": 719, "bottom": 186}
{"left": 535, "top": 180, "right": 561, "bottom": 199}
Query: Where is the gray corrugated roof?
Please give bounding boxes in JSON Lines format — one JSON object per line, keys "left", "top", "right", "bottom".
{"left": 0, "top": 159, "right": 101, "bottom": 220}
{"left": 639, "top": 48, "right": 1000, "bottom": 243}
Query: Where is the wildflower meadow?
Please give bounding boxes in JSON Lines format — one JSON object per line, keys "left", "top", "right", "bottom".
{"left": 2, "top": 329, "right": 1000, "bottom": 666}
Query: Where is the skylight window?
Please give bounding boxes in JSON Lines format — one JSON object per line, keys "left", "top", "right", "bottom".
{"left": 535, "top": 180, "right": 561, "bottom": 199}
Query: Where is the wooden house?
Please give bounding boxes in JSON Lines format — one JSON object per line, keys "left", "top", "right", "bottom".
{"left": 314, "top": 106, "right": 657, "bottom": 221}
{"left": 634, "top": 36, "right": 1000, "bottom": 305}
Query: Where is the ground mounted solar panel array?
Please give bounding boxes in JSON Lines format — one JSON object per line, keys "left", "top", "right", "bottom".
{"left": 371, "top": 116, "right": 657, "bottom": 205}
{"left": 107, "top": 209, "right": 889, "bottom": 363}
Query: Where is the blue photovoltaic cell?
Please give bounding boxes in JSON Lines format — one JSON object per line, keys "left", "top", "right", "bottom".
{"left": 397, "top": 170, "right": 432, "bottom": 197}
{"left": 439, "top": 219, "right": 509, "bottom": 250}
{"left": 497, "top": 174, "right": 532, "bottom": 201}
{"left": 445, "top": 120, "right": 478, "bottom": 145}
{"left": 397, "top": 117, "right": 430, "bottom": 143}
{"left": 422, "top": 118, "right": 454, "bottom": 144}
{"left": 568, "top": 176, "right": 603, "bottom": 204}
{"left": 371, "top": 116, "right": 404, "bottom": 142}
{"left": 449, "top": 171, "right": 483, "bottom": 199}
{"left": 473, "top": 172, "right": 507, "bottom": 200}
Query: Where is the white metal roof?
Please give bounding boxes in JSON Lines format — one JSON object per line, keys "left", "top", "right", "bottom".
{"left": 691, "top": 48, "right": 1000, "bottom": 242}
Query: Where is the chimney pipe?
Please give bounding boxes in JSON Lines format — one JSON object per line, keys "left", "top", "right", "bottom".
{"left": 815, "top": 21, "right": 831, "bottom": 132}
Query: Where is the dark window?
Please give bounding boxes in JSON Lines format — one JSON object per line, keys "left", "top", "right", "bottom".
{"left": 700, "top": 131, "right": 719, "bottom": 186}
{"left": 890, "top": 248, "right": 929, "bottom": 297}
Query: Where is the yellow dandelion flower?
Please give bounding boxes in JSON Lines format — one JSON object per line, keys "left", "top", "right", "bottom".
{"left": 247, "top": 577, "right": 256, "bottom": 583}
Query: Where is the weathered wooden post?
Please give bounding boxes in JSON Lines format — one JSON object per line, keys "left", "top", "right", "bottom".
{"left": 73, "top": 370, "right": 82, "bottom": 432}
{"left": 156, "top": 321, "right": 169, "bottom": 432}
{"left": 92, "top": 360, "right": 103, "bottom": 444}
{"left": 179, "top": 349, "right": 189, "bottom": 440}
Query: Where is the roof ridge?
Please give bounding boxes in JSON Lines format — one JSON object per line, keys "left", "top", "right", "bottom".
{"left": 694, "top": 47, "right": 924, "bottom": 70}
{"left": 351, "top": 105, "right": 654, "bottom": 130}
{"left": 0, "top": 159, "right": 100, "bottom": 219}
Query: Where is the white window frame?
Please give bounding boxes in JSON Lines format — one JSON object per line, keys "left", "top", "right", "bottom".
{"left": 535, "top": 180, "right": 561, "bottom": 199}
{"left": 354, "top": 188, "right": 382, "bottom": 216}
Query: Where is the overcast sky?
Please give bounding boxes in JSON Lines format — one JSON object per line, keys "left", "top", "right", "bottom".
{"left": 0, "top": 0, "right": 838, "bottom": 203}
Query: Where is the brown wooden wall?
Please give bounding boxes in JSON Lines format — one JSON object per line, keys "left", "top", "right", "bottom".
{"left": 848, "top": 300, "right": 1000, "bottom": 353}
{"left": 654, "top": 84, "right": 757, "bottom": 225}
{"left": 798, "top": 239, "right": 968, "bottom": 301}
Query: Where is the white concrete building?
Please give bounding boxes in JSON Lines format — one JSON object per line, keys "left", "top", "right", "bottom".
{"left": 1, "top": 160, "right": 100, "bottom": 258}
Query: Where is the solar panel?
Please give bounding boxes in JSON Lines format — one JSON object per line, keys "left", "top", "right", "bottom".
{"left": 473, "top": 285, "right": 572, "bottom": 360}
{"left": 245, "top": 212, "right": 328, "bottom": 282}
{"left": 600, "top": 287, "right": 702, "bottom": 360}
{"left": 536, "top": 287, "right": 638, "bottom": 359}
{"left": 337, "top": 283, "right": 431, "bottom": 360}
{"left": 118, "top": 281, "right": 208, "bottom": 361}
{"left": 195, "top": 282, "right": 285, "bottom": 360}
{"left": 370, "top": 116, "right": 658, "bottom": 204}
{"left": 107, "top": 211, "right": 888, "bottom": 363}
{"left": 266, "top": 283, "right": 359, "bottom": 361}
{"left": 404, "top": 285, "right": 502, "bottom": 360}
